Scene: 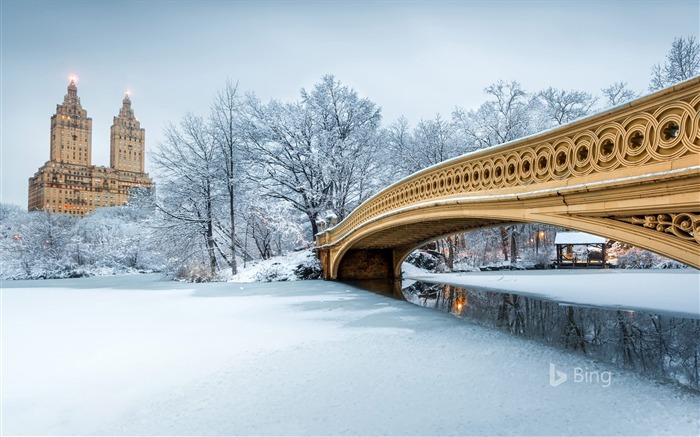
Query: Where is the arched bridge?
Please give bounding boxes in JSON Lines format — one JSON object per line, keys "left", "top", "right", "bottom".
{"left": 316, "top": 78, "right": 700, "bottom": 279}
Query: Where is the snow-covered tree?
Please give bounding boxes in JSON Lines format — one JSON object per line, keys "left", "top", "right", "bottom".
{"left": 153, "top": 114, "right": 225, "bottom": 277}
{"left": 537, "top": 87, "right": 597, "bottom": 126}
{"left": 384, "top": 114, "right": 461, "bottom": 178}
{"left": 77, "top": 203, "right": 161, "bottom": 270}
{"left": 210, "top": 80, "right": 244, "bottom": 275}
{"left": 452, "top": 80, "right": 537, "bottom": 150}
{"left": 383, "top": 116, "right": 414, "bottom": 179}
{"left": 240, "top": 199, "right": 306, "bottom": 260}
{"left": 649, "top": 36, "right": 700, "bottom": 92}
{"left": 601, "top": 81, "right": 639, "bottom": 107}
{"left": 6, "top": 210, "right": 77, "bottom": 278}
{"left": 243, "top": 75, "right": 383, "bottom": 237}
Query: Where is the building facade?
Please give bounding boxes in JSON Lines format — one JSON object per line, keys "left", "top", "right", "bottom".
{"left": 28, "top": 79, "right": 153, "bottom": 216}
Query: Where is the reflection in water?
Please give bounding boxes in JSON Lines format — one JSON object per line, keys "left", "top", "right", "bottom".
{"left": 354, "top": 280, "right": 700, "bottom": 391}
{"left": 342, "top": 279, "right": 406, "bottom": 300}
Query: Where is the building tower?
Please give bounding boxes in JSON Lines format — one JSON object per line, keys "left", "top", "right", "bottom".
{"left": 28, "top": 78, "right": 153, "bottom": 216}
{"left": 49, "top": 78, "right": 93, "bottom": 166}
{"left": 110, "top": 92, "right": 145, "bottom": 173}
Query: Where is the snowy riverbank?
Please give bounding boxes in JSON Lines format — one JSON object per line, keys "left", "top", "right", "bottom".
{"left": 2, "top": 274, "right": 699, "bottom": 435}
{"left": 405, "top": 269, "right": 700, "bottom": 319}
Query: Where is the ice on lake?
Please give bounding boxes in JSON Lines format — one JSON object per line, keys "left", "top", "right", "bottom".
{"left": 2, "top": 274, "right": 699, "bottom": 435}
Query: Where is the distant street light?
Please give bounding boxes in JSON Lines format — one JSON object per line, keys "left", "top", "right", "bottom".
{"left": 536, "top": 229, "right": 544, "bottom": 254}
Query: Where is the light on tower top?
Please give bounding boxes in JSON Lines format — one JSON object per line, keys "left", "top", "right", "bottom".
{"left": 69, "top": 74, "right": 78, "bottom": 83}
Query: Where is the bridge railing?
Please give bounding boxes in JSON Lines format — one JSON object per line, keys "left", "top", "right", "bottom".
{"left": 318, "top": 77, "right": 700, "bottom": 246}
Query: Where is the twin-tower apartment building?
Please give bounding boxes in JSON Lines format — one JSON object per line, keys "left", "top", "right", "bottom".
{"left": 27, "top": 79, "right": 153, "bottom": 216}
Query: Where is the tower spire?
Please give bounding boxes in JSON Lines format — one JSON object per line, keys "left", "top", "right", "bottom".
{"left": 118, "top": 90, "right": 134, "bottom": 118}
{"left": 64, "top": 76, "right": 79, "bottom": 104}
{"left": 68, "top": 77, "right": 77, "bottom": 93}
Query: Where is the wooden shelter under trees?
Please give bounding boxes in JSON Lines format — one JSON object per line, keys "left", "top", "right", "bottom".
{"left": 554, "top": 232, "right": 607, "bottom": 268}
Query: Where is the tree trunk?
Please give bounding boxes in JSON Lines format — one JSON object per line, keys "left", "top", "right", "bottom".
{"left": 446, "top": 236, "right": 455, "bottom": 270}
{"left": 206, "top": 195, "right": 218, "bottom": 277}
{"left": 500, "top": 227, "right": 509, "bottom": 261}
{"left": 228, "top": 183, "right": 237, "bottom": 275}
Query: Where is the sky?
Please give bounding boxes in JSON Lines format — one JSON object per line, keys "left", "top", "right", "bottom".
{"left": 1, "top": 0, "right": 699, "bottom": 209}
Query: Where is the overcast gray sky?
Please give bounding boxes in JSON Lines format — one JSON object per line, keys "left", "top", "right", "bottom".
{"left": 2, "top": 0, "right": 699, "bottom": 209}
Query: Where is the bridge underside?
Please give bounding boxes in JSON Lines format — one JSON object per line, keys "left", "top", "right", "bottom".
{"left": 334, "top": 218, "right": 506, "bottom": 280}
{"left": 318, "top": 173, "right": 700, "bottom": 280}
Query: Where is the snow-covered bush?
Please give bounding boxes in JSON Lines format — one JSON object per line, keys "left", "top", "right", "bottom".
{"left": 616, "top": 247, "right": 687, "bottom": 269}
{"left": 230, "top": 249, "right": 321, "bottom": 282}
{"left": 518, "top": 248, "right": 555, "bottom": 269}
{"left": 174, "top": 262, "right": 219, "bottom": 283}
{"left": 0, "top": 203, "right": 164, "bottom": 280}
{"left": 405, "top": 250, "right": 445, "bottom": 272}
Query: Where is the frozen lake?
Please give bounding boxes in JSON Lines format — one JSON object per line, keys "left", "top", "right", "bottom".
{"left": 2, "top": 274, "right": 699, "bottom": 435}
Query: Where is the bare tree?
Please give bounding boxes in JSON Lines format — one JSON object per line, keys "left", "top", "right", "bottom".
{"left": 453, "top": 80, "right": 536, "bottom": 150}
{"left": 601, "top": 81, "right": 639, "bottom": 107}
{"left": 386, "top": 114, "right": 459, "bottom": 177}
{"left": 210, "top": 80, "right": 243, "bottom": 275}
{"left": 412, "top": 114, "right": 458, "bottom": 168}
{"left": 153, "top": 114, "right": 223, "bottom": 277}
{"left": 384, "top": 116, "right": 414, "bottom": 179}
{"left": 537, "top": 87, "right": 597, "bottom": 126}
{"left": 649, "top": 36, "right": 700, "bottom": 92}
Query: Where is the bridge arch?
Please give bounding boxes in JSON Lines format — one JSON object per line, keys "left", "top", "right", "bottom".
{"left": 317, "top": 78, "right": 700, "bottom": 279}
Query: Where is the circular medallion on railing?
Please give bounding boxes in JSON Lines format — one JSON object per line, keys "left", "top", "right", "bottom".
{"left": 651, "top": 102, "right": 694, "bottom": 158}
{"left": 492, "top": 156, "right": 506, "bottom": 186}
{"left": 427, "top": 178, "right": 434, "bottom": 197}
{"left": 445, "top": 170, "right": 455, "bottom": 194}
{"left": 571, "top": 131, "right": 594, "bottom": 176}
{"left": 620, "top": 113, "right": 654, "bottom": 165}
{"left": 592, "top": 123, "right": 623, "bottom": 172}
{"left": 417, "top": 183, "right": 425, "bottom": 200}
{"left": 461, "top": 165, "right": 471, "bottom": 189}
{"left": 471, "top": 161, "right": 483, "bottom": 189}
{"left": 534, "top": 145, "right": 552, "bottom": 182}
{"left": 552, "top": 138, "right": 572, "bottom": 178}
{"left": 623, "top": 130, "right": 649, "bottom": 164}
{"left": 436, "top": 172, "right": 446, "bottom": 194}
{"left": 430, "top": 175, "right": 439, "bottom": 194}
{"left": 504, "top": 153, "right": 519, "bottom": 186}
{"left": 481, "top": 159, "right": 495, "bottom": 189}
{"left": 453, "top": 171, "right": 462, "bottom": 191}
{"left": 518, "top": 149, "right": 535, "bottom": 184}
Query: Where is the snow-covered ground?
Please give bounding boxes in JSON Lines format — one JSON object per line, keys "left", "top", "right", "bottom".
{"left": 225, "top": 249, "right": 321, "bottom": 282}
{"left": 2, "top": 274, "right": 699, "bottom": 436}
{"left": 405, "top": 269, "right": 700, "bottom": 319}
